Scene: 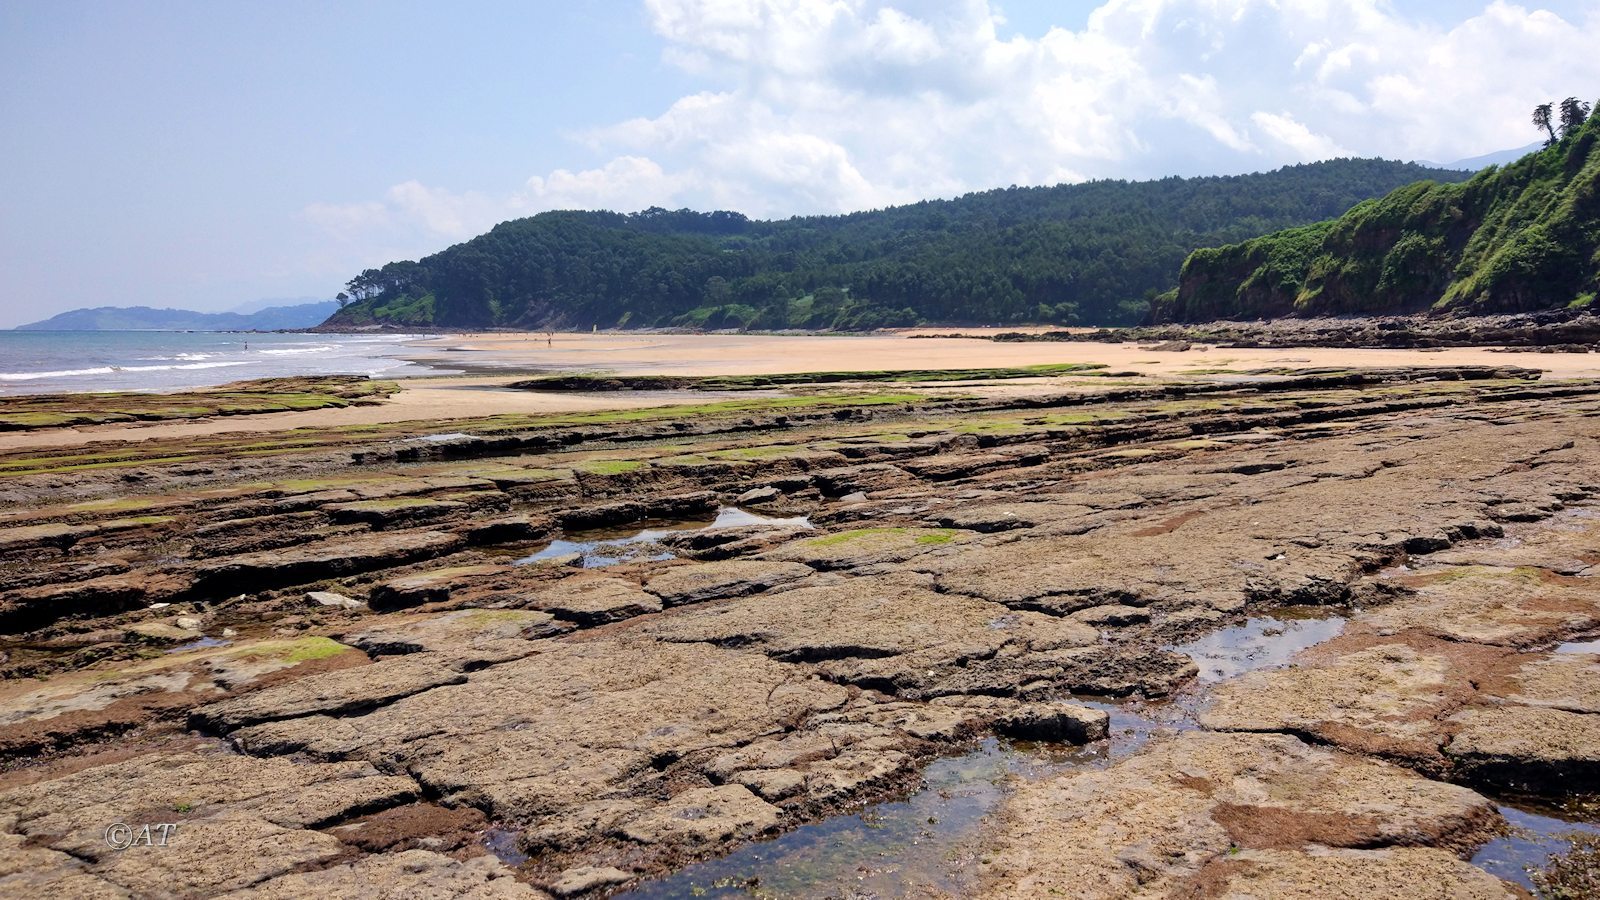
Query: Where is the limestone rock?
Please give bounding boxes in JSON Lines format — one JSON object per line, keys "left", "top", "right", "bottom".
{"left": 1186, "top": 846, "right": 1520, "bottom": 898}
{"left": 736, "top": 487, "right": 780, "bottom": 504}
{"left": 226, "top": 849, "right": 544, "bottom": 899}
{"left": 980, "top": 731, "right": 1501, "bottom": 899}
{"left": 994, "top": 702, "right": 1110, "bottom": 742}
{"left": 368, "top": 564, "right": 504, "bottom": 611}
{"left": 1199, "top": 639, "right": 1487, "bottom": 768}
{"left": 306, "top": 590, "right": 364, "bottom": 610}
{"left": 524, "top": 576, "right": 662, "bottom": 626}
{"left": 343, "top": 607, "right": 566, "bottom": 658}
{"left": 732, "top": 768, "right": 806, "bottom": 801}
{"left": 192, "top": 655, "right": 466, "bottom": 731}
{"left": 1445, "top": 705, "right": 1600, "bottom": 792}
{"left": 194, "top": 531, "right": 463, "bottom": 594}
{"left": 643, "top": 560, "right": 813, "bottom": 607}
{"left": 547, "top": 865, "right": 631, "bottom": 897}
{"left": 618, "top": 785, "right": 780, "bottom": 845}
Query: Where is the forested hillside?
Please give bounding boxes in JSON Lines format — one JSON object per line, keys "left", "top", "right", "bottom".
{"left": 1154, "top": 102, "right": 1600, "bottom": 322}
{"left": 322, "top": 160, "right": 1466, "bottom": 331}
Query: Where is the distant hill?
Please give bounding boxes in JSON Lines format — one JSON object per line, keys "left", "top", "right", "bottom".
{"left": 15, "top": 300, "right": 340, "bottom": 332}
{"left": 321, "top": 158, "right": 1470, "bottom": 331}
{"left": 226, "top": 296, "right": 331, "bottom": 315}
{"left": 1420, "top": 140, "right": 1542, "bottom": 168}
{"left": 1437, "top": 142, "right": 1546, "bottom": 170}
{"left": 1153, "top": 110, "right": 1599, "bottom": 323}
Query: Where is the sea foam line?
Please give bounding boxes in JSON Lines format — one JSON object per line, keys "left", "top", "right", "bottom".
{"left": 0, "top": 361, "right": 250, "bottom": 381}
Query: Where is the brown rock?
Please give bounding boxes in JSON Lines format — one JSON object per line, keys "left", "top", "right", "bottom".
{"left": 643, "top": 560, "right": 813, "bottom": 606}
{"left": 524, "top": 576, "right": 663, "bottom": 626}
{"left": 1445, "top": 705, "right": 1600, "bottom": 792}
{"left": 1185, "top": 847, "right": 1519, "bottom": 899}
{"left": 228, "top": 849, "right": 544, "bottom": 899}
{"left": 617, "top": 785, "right": 779, "bottom": 845}
{"left": 980, "top": 731, "right": 1501, "bottom": 899}
{"left": 547, "top": 865, "right": 631, "bottom": 897}
{"left": 994, "top": 702, "right": 1110, "bottom": 742}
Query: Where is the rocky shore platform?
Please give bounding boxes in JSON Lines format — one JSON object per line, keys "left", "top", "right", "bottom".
{"left": 984, "top": 308, "right": 1600, "bottom": 351}
{"left": 0, "top": 363, "right": 1596, "bottom": 897}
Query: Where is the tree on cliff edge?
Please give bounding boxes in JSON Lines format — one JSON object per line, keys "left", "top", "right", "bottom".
{"left": 1559, "top": 97, "right": 1592, "bottom": 139}
{"left": 1533, "top": 103, "right": 1556, "bottom": 146}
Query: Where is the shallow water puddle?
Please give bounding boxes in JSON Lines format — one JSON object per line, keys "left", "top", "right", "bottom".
{"left": 1471, "top": 800, "right": 1600, "bottom": 891}
{"left": 404, "top": 432, "right": 478, "bottom": 444}
{"left": 513, "top": 506, "right": 810, "bottom": 568}
{"left": 620, "top": 612, "right": 1344, "bottom": 897}
{"left": 619, "top": 738, "right": 1088, "bottom": 899}
{"left": 1171, "top": 607, "right": 1346, "bottom": 683}
{"left": 621, "top": 705, "right": 1174, "bottom": 899}
{"left": 165, "top": 636, "right": 229, "bottom": 653}
{"left": 484, "top": 826, "right": 530, "bottom": 867}
{"left": 1555, "top": 637, "right": 1600, "bottom": 654}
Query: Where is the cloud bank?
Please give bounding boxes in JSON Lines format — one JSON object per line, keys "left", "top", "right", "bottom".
{"left": 309, "top": 0, "right": 1600, "bottom": 259}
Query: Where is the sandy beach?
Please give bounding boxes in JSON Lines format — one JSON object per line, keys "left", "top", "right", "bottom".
{"left": 5, "top": 330, "right": 1598, "bottom": 451}
{"left": 400, "top": 330, "right": 1600, "bottom": 381}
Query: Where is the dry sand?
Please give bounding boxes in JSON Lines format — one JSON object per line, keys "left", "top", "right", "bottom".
{"left": 403, "top": 330, "right": 1600, "bottom": 380}
{"left": 7, "top": 330, "right": 1598, "bottom": 451}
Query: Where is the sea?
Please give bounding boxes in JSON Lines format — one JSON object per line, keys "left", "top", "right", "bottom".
{"left": 0, "top": 331, "right": 445, "bottom": 396}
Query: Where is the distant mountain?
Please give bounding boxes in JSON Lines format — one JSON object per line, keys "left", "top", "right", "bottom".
{"left": 15, "top": 300, "right": 340, "bottom": 331}
{"left": 1153, "top": 112, "right": 1599, "bottom": 322}
{"left": 227, "top": 296, "right": 330, "bottom": 315}
{"left": 322, "top": 158, "right": 1473, "bottom": 331}
{"left": 1424, "top": 142, "right": 1545, "bottom": 170}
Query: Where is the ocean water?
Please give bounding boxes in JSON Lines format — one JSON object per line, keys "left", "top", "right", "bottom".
{"left": 0, "top": 331, "right": 445, "bottom": 395}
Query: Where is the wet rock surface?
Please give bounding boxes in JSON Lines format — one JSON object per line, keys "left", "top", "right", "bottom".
{"left": 1, "top": 366, "right": 1598, "bottom": 895}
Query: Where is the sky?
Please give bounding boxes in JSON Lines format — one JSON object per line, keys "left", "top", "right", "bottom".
{"left": 1, "top": 0, "right": 1597, "bottom": 328}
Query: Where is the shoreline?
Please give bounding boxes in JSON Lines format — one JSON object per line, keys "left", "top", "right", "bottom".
{"left": 5, "top": 330, "right": 1600, "bottom": 451}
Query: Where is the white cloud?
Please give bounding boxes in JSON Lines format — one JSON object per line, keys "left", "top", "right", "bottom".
{"left": 308, "top": 0, "right": 1600, "bottom": 255}
{"left": 1251, "top": 111, "right": 1348, "bottom": 160}
{"left": 524, "top": 156, "right": 687, "bottom": 210}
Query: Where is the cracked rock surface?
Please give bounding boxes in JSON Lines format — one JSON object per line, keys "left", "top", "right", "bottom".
{"left": 1, "top": 366, "right": 1597, "bottom": 895}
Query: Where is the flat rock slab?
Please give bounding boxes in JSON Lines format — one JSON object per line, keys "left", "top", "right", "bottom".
{"left": 993, "top": 701, "right": 1110, "bottom": 742}
{"left": 524, "top": 576, "right": 663, "bottom": 625}
{"left": 979, "top": 731, "right": 1502, "bottom": 899}
{"left": 1424, "top": 513, "right": 1599, "bottom": 575}
{"left": 324, "top": 498, "right": 470, "bottom": 526}
{"left": 228, "top": 639, "right": 851, "bottom": 827}
{"left": 0, "top": 749, "right": 416, "bottom": 897}
{"left": 617, "top": 784, "right": 779, "bottom": 845}
{"left": 344, "top": 607, "right": 568, "bottom": 658}
{"left": 192, "top": 654, "right": 468, "bottom": 731}
{"left": 368, "top": 563, "right": 507, "bottom": 611}
{"left": 195, "top": 530, "right": 464, "bottom": 594}
{"left": 1445, "top": 705, "right": 1600, "bottom": 791}
{"left": 643, "top": 560, "right": 813, "bottom": 606}
{"left": 928, "top": 500, "right": 1095, "bottom": 532}
{"left": 1199, "top": 638, "right": 1496, "bottom": 769}
{"left": 1191, "top": 847, "right": 1519, "bottom": 899}
{"left": 0, "top": 636, "right": 365, "bottom": 755}
{"left": 761, "top": 527, "right": 971, "bottom": 572}
{"left": 226, "top": 849, "right": 544, "bottom": 899}
{"left": 1368, "top": 565, "right": 1600, "bottom": 647}
{"left": 546, "top": 865, "right": 630, "bottom": 897}
{"left": 1479, "top": 652, "right": 1600, "bottom": 714}
{"left": 640, "top": 575, "right": 1097, "bottom": 696}
{"left": 0, "top": 832, "right": 127, "bottom": 899}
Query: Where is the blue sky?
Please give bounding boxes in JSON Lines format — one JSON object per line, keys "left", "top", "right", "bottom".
{"left": 2, "top": 0, "right": 1597, "bottom": 327}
